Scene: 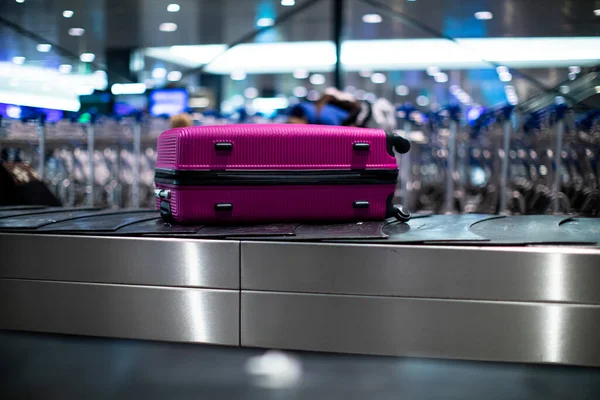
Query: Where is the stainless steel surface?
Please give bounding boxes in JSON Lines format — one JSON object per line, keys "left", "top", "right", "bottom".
{"left": 242, "top": 291, "right": 600, "bottom": 366}
{"left": 0, "top": 279, "right": 239, "bottom": 345}
{"left": 241, "top": 242, "right": 600, "bottom": 303}
{"left": 2, "top": 232, "right": 600, "bottom": 366}
{"left": 0, "top": 234, "right": 239, "bottom": 289}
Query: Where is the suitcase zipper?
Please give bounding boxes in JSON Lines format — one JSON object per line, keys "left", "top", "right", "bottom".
{"left": 154, "top": 169, "right": 399, "bottom": 186}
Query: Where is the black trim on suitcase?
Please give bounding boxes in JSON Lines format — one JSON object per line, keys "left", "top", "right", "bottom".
{"left": 385, "top": 131, "right": 411, "bottom": 156}
{"left": 154, "top": 169, "right": 399, "bottom": 186}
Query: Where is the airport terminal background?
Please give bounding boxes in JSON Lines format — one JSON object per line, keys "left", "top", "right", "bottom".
{"left": 1, "top": 0, "right": 600, "bottom": 398}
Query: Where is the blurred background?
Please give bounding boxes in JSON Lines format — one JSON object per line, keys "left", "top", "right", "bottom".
{"left": 0, "top": 0, "right": 599, "bottom": 215}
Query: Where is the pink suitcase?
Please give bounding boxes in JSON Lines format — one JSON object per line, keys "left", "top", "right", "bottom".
{"left": 154, "top": 124, "right": 410, "bottom": 224}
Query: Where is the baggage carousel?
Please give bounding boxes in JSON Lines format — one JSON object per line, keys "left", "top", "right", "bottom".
{"left": 1, "top": 206, "right": 600, "bottom": 367}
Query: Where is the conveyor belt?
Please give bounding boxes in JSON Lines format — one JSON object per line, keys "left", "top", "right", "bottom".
{"left": 1, "top": 207, "right": 600, "bottom": 367}
{"left": 0, "top": 207, "right": 599, "bottom": 245}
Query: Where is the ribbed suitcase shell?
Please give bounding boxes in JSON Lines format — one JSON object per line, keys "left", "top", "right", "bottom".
{"left": 156, "top": 124, "right": 399, "bottom": 171}
{"left": 155, "top": 125, "right": 402, "bottom": 224}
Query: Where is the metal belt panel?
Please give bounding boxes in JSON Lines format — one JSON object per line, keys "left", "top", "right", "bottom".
{"left": 241, "top": 242, "right": 600, "bottom": 304}
{"left": 241, "top": 291, "right": 600, "bottom": 366}
{"left": 0, "top": 279, "right": 239, "bottom": 345}
{"left": 0, "top": 234, "right": 240, "bottom": 289}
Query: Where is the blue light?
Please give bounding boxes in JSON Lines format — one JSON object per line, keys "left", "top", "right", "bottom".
{"left": 149, "top": 88, "right": 188, "bottom": 117}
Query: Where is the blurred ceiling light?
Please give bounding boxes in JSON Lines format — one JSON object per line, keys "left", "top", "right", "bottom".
{"left": 359, "top": 70, "right": 372, "bottom": 78}
{"left": 395, "top": 85, "right": 409, "bottom": 96}
{"left": 62, "top": 10, "right": 74, "bottom": 18}
{"left": 496, "top": 65, "right": 509, "bottom": 74}
{"left": 15, "top": 0, "right": 25, "bottom": 3}
{"left": 594, "top": 9, "right": 600, "bottom": 16}
{"left": 6, "top": 105, "right": 22, "bottom": 119}
{"left": 163, "top": 44, "right": 225, "bottom": 67}
{"left": 0, "top": 93, "right": 80, "bottom": 112}
{"left": 111, "top": 83, "right": 147, "bottom": 95}
{"left": 568, "top": 72, "right": 577, "bottom": 80}
{"left": 309, "top": 73, "right": 326, "bottom": 85}
{"left": 474, "top": 11, "right": 493, "bottom": 20}
{"left": 80, "top": 53, "right": 95, "bottom": 62}
{"left": 253, "top": 97, "right": 289, "bottom": 113}
{"left": 9, "top": 79, "right": 19, "bottom": 87}
{"left": 281, "top": 0, "right": 295, "bottom": 5}
{"left": 293, "top": 86, "right": 308, "bottom": 97}
{"left": 568, "top": 65, "right": 581, "bottom": 74}
{"left": 167, "top": 3, "right": 180, "bottom": 12}
{"left": 434, "top": 72, "right": 448, "bottom": 83}
{"left": 189, "top": 97, "right": 210, "bottom": 108}
{"left": 370, "top": 72, "right": 386, "bottom": 83}
{"left": 159, "top": 22, "right": 178, "bottom": 32}
{"left": 595, "top": 86, "right": 600, "bottom": 94}
{"left": 293, "top": 68, "right": 309, "bottom": 79}
{"left": 426, "top": 66, "right": 440, "bottom": 76}
{"left": 362, "top": 14, "right": 382, "bottom": 24}
{"left": 152, "top": 67, "right": 168, "bottom": 79}
{"left": 68, "top": 28, "right": 85, "bottom": 36}
{"left": 76, "top": 85, "right": 95, "bottom": 96}
{"left": 93, "top": 70, "right": 108, "bottom": 90}
{"left": 58, "top": 64, "right": 72, "bottom": 73}
{"left": 416, "top": 95, "right": 429, "bottom": 107}
{"left": 231, "top": 70, "right": 246, "bottom": 80}
{"left": 12, "top": 56, "right": 25, "bottom": 65}
{"left": 37, "top": 44, "right": 52, "bottom": 52}
{"left": 147, "top": 37, "right": 600, "bottom": 74}
{"left": 256, "top": 18, "right": 275, "bottom": 27}
{"left": 167, "top": 70, "right": 182, "bottom": 81}
{"left": 499, "top": 71, "right": 512, "bottom": 82}
{"left": 244, "top": 87, "right": 259, "bottom": 99}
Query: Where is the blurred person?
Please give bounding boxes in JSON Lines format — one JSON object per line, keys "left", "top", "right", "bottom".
{"left": 288, "top": 88, "right": 377, "bottom": 128}
{"left": 288, "top": 88, "right": 363, "bottom": 126}
{"left": 170, "top": 113, "right": 193, "bottom": 128}
{"left": 0, "top": 149, "right": 61, "bottom": 207}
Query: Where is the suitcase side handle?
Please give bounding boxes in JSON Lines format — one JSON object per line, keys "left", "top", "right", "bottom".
{"left": 385, "top": 131, "right": 411, "bottom": 155}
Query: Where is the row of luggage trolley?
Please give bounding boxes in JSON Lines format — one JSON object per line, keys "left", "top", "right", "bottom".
{"left": 399, "top": 105, "right": 600, "bottom": 216}
{"left": 0, "top": 117, "right": 169, "bottom": 208}
{"left": 1, "top": 106, "right": 599, "bottom": 215}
